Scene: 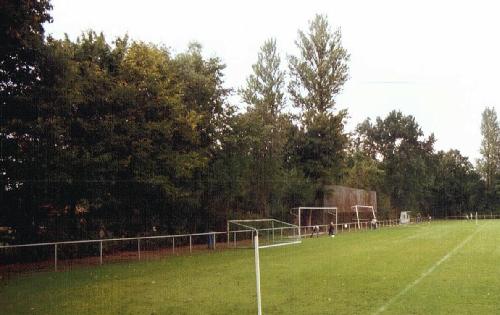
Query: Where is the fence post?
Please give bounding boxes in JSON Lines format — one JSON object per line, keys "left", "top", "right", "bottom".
{"left": 54, "top": 244, "right": 58, "bottom": 272}
{"left": 172, "top": 237, "right": 175, "bottom": 254}
{"left": 100, "top": 241, "right": 103, "bottom": 265}
{"left": 272, "top": 221, "right": 275, "bottom": 243}
{"left": 213, "top": 233, "right": 216, "bottom": 249}
{"left": 189, "top": 235, "right": 192, "bottom": 253}
{"left": 137, "top": 239, "right": 141, "bottom": 260}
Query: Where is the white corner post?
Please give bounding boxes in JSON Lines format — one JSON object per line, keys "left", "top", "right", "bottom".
{"left": 254, "top": 233, "right": 262, "bottom": 315}
{"left": 227, "top": 221, "right": 230, "bottom": 247}
{"left": 298, "top": 208, "right": 302, "bottom": 238}
{"left": 271, "top": 221, "right": 275, "bottom": 243}
{"left": 54, "top": 243, "right": 58, "bottom": 271}
{"left": 99, "top": 241, "right": 103, "bottom": 265}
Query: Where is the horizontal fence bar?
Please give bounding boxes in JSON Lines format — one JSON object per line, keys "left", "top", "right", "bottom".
{"left": 229, "top": 219, "right": 298, "bottom": 227}
{"left": 2, "top": 216, "right": 499, "bottom": 251}
{"left": 0, "top": 231, "right": 226, "bottom": 249}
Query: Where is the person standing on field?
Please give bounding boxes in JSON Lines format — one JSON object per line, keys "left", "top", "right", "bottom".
{"left": 328, "top": 222, "right": 336, "bottom": 237}
{"left": 310, "top": 225, "right": 320, "bottom": 238}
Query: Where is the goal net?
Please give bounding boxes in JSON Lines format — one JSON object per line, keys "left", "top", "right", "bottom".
{"left": 290, "top": 207, "right": 338, "bottom": 238}
{"left": 400, "top": 211, "right": 411, "bottom": 224}
{"left": 227, "top": 219, "right": 301, "bottom": 249}
{"left": 351, "top": 205, "right": 376, "bottom": 229}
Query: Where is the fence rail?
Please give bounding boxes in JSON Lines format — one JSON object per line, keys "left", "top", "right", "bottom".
{"left": 1, "top": 216, "right": 498, "bottom": 275}
{"left": 299, "top": 219, "right": 401, "bottom": 237}
{"left": 0, "top": 231, "right": 226, "bottom": 273}
{"left": 445, "top": 214, "right": 500, "bottom": 220}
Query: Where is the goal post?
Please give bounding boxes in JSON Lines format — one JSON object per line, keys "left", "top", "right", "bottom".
{"left": 351, "top": 205, "right": 376, "bottom": 229}
{"left": 290, "top": 207, "right": 338, "bottom": 238}
{"left": 226, "top": 219, "right": 301, "bottom": 315}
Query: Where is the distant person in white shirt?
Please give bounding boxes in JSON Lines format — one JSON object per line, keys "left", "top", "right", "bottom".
{"left": 310, "top": 225, "right": 320, "bottom": 238}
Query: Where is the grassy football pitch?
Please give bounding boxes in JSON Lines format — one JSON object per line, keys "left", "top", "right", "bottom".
{"left": 1, "top": 220, "right": 500, "bottom": 314}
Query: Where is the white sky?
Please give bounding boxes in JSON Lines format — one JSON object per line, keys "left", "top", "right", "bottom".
{"left": 45, "top": 0, "right": 500, "bottom": 162}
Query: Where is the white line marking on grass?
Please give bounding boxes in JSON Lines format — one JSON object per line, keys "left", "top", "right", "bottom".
{"left": 372, "top": 224, "right": 486, "bottom": 315}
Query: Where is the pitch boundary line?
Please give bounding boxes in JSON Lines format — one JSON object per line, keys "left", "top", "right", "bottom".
{"left": 372, "top": 224, "right": 486, "bottom": 315}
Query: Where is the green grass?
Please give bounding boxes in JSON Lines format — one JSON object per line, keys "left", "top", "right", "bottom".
{"left": 2, "top": 220, "right": 500, "bottom": 314}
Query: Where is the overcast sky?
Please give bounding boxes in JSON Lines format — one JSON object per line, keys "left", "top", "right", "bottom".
{"left": 44, "top": 0, "right": 500, "bottom": 162}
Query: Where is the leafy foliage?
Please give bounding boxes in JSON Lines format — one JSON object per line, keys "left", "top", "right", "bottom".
{"left": 288, "top": 14, "right": 349, "bottom": 114}
{"left": 0, "top": 5, "right": 491, "bottom": 243}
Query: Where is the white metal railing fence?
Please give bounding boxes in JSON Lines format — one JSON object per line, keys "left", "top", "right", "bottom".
{"left": 299, "top": 218, "right": 401, "bottom": 237}
{"left": 2, "top": 216, "right": 498, "bottom": 274}
{"left": 445, "top": 214, "right": 500, "bottom": 220}
{"left": 2, "top": 220, "right": 399, "bottom": 273}
{"left": 0, "top": 231, "right": 226, "bottom": 272}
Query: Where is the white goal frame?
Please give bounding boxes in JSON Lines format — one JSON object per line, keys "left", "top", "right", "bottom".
{"left": 227, "top": 219, "right": 301, "bottom": 249}
{"left": 400, "top": 211, "right": 411, "bottom": 224}
{"left": 290, "top": 207, "right": 338, "bottom": 238}
{"left": 351, "top": 205, "right": 376, "bottom": 229}
{"left": 226, "top": 219, "right": 301, "bottom": 315}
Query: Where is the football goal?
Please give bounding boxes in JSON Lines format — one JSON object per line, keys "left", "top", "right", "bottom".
{"left": 227, "top": 219, "right": 301, "bottom": 249}
{"left": 290, "top": 207, "right": 338, "bottom": 238}
{"left": 227, "top": 219, "right": 301, "bottom": 315}
{"left": 351, "top": 205, "right": 376, "bottom": 229}
{"left": 400, "top": 211, "right": 411, "bottom": 224}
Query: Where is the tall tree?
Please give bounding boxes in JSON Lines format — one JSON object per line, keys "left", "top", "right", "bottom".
{"left": 356, "top": 111, "right": 435, "bottom": 212}
{"left": 0, "top": 0, "right": 52, "bottom": 93}
{"left": 240, "top": 38, "right": 285, "bottom": 119}
{"left": 433, "top": 150, "right": 485, "bottom": 217}
{"left": 1, "top": 31, "right": 232, "bottom": 241}
{"left": 477, "top": 107, "right": 500, "bottom": 193}
{"left": 288, "top": 14, "right": 349, "bottom": 114}
{"left": 1, "top": 0, "right": 53, "bottom": 241}
{"left": 236, "top": 39, "right": 289, "bottom": 216}
{"left": 287, "top": 14, "right": 350, "bottom": 190}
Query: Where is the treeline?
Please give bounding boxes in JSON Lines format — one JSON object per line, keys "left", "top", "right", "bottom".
{"left": 0, "top": 1, "right": 494, "bottom": 243}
